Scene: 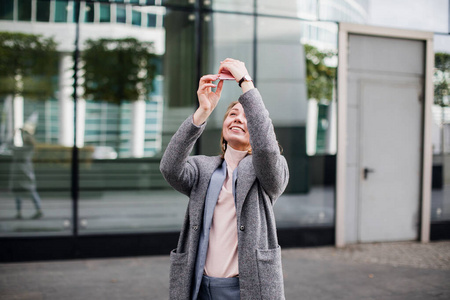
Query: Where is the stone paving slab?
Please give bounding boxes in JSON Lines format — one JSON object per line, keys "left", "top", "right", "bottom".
{"left": 0, "top": 241, "right": 449, "bottom": 300}
{"left": 282, "top": 241, "right": 450, "bottom": 270}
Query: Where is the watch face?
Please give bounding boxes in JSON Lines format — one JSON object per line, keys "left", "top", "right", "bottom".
{"left": 244, "top": 75, "right": 252, "bottom": 81}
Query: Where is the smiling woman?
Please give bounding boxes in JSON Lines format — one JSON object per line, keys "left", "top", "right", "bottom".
{"left": 160, "top": 58, "right": 289, "bottom": 299}
{"left": 221, "top": 101, "right": 251, "bottom": 153}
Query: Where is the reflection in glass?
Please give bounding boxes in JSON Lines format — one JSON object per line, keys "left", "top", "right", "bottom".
{"left": 36, "top": 0, "right": 50, "bottom": 22}
{"left": 55, "top": 0, "right": 69, "bottom": 23}
{"left": 132, "top": 9, "right": 142, "bottom": 26}
{"left": 85, "top": 2, "right": 95, "bottom": 23}
{"left": 18, "top": 0, "right": 32, "bottom": 21}
{"left": 257, "top": 17, "right": 337, "bottom": 227}
{"left": 0, "top": 0, "right": 14, "bottom": 20}
{"left": 100, "top": 4, "right": 111, "bottom": 23}
{"left": 77, "top": 7, "right": 197, "bottom": 233}
{"left": 0, "top": 31, "right": 71, "bottom": 236}
{"left": 209, "top": 0, "right": 254, "bottom": 13}
{"left": 116, "top": 5, "right": 126, "bottom": 23}
{"left": 431, "top": 49, "right": 450, "bottom": 222}
{"left": 258, "top": 0, "right": 317, "bottom": 19}
{"left": 200, "top": 12, "right": 254, "bottom": 142}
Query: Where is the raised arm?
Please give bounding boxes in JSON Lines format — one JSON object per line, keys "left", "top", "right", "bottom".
{"left": 239, "top": 89, "right": 289, "bottom": 201}
{"left": 218, "top": 58, "right": 289, "bottom": 200}
{"left": 160, "top": 74, "right": 224, "bottom": 195}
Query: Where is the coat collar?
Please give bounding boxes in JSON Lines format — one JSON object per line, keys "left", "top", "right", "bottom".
{"left": 189, "top": 155, "right": 256, "bottom": 223}
{"left": 189, "top": 156, "right": 223, "bottom": 223}
{"left": 235, "top": 155, "right": 256, "bottom": 218}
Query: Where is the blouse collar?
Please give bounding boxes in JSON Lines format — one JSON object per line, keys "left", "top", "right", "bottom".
{"left": 224, "top": 145, "right": 248, "bottom": 171}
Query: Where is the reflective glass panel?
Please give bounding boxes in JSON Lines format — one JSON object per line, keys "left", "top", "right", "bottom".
{"left": 99, "top": 4, "right": 111, "bottom": 22}
{"left": 132, "top": 9, "right": 141, "bottom": 26}
{"left": 55, "top": 0, "right": 69, "bottom": 23}
{"left": 431, "top": 35, "right": 450, "bottom": 222}
{"left": 78, "top": 4, "right": 197, "bottom": 233}
{"left": 0, "top": 30, "right": 72, "bottom": 236}
{"left": 116, "top": 5, "right": 126, "bottom": 23}
{"left": 18, "top": 0, "right": 32, "bottom": 21}
{"left": 36, "top": 0, "right": 51, "bottom": 22}
{"left": 208, "top": 0, "right": 254, "bottom": 13}
{"left": 257, "top": 17, "right": 337, "bottom": 227}
{"left": 0, "top": 0, "right": 14, "bottom": 20}
{"left": 84, "top": 2, "right": 95, "bottom": 23}
{"left": 258, "top": 0, "right": 317, "bottom": 19}
{"left": 199, "top": 12, "right": 254, "bottom": 153}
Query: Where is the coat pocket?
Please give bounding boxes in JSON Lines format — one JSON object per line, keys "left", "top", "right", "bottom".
{"left": 256, "top": 245, "right": 285, "bottom": 300}
{"left": 169, "top": 249, "right": 189, "bottom": 300}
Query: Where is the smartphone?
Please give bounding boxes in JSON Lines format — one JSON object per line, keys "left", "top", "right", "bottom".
{"left": 218, "top": 71, "right": 235, "bottom": 80}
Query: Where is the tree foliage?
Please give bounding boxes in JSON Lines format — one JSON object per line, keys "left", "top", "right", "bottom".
{"left": 304, "top": 44, "right": 336, "bottom": 102}
{"left": 82, "top": 38, "right": 157, "bottom": 103}
{"left": 434, "top": 52, "right": 450, "bottom": 107}
{"left": 0, "top": 32, "right": 58, "bottom": 99}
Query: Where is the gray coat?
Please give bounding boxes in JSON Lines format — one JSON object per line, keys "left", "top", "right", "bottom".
{"left": 160, "top": 89, "right": 289, "bottom": 300}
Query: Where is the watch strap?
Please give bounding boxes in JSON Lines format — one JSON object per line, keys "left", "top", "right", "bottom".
{"left": 238, "top": 75, "right": 252, "bottom": 87}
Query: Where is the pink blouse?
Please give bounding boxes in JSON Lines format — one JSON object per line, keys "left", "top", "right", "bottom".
{"left": 204, "top": 146, "right": 248, "bottom": 278}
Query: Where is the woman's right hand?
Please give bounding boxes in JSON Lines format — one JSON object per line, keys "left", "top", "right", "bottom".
{"left": 193, "top": 74, "right": 223, "bottom": 126}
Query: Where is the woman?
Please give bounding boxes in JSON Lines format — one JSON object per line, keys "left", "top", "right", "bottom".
{"left": 160, "top": 58, "right": 289, "bottom": 300}
{"left": 10, "top": 128, "right": 43, "bottom": 219}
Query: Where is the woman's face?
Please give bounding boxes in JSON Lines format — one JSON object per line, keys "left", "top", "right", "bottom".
{"left": 222, "top": 103, "right": 250, "bottom": 151}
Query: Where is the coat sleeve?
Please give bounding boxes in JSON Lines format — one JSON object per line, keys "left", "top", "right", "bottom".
{"left": 239, "top": 89, "right": 289, "bottom": 202}
{"left": 159, "top": 115, "right": 205, "bottom": 196}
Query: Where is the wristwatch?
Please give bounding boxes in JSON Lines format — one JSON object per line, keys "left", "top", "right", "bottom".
{"left": 238, "top": 74, "right": 252, "bottom": 87}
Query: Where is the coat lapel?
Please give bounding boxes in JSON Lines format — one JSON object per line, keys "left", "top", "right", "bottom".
{"left": 236, "top": 156, "right": 256, "bottom": 218}
{"left": 189, "top": 156, "right": 223, "bottom": 224}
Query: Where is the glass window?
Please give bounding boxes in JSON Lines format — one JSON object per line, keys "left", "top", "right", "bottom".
{"left": 99, "top": 4, "right": 111, "bottom": 22}
{"left": 55, "top": 0, "right": 69, "bottom": 23}
{"left": 208, "top": 0, "right": 254, "bottom": 13}
{"left": 0, "top": 0, "right": 13, "bottom": 20}
{"left": 258, "top": 0, "right": 317, "bottom": 19}
{"left": 0, "top": 32, "right": 72, "bottom": 236}
{"left": 257, "top": 17, "right": 337, "bottom": 228}
{"left": 18, "top": 0, "right": 32, "bottom": 21}
{"left": 132, "top": 10, "right": 141, "bottom": 26}
{"left": 116, "top": 5, "right": 126, "bottom": 23}
{"left": 36, "top": 0, "right": 51, "bottom": 22}
{"left": 78, "top": 8, "right": 197, "bottom": 233}
{"left": 85, "top": 2, "right": 94, "bottom": 23}
{"left": 200, "top": 12, "right": 254, "bottom": 151}
{"left": 431, "top": 35, "right": 450, "bottom": 223}
{"left": 147, "top": 13, "right": 157, "bottom": 27}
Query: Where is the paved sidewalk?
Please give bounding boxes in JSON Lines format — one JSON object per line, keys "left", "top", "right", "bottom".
{"left": 1, "top": 241, "right": 449, "bottom": 300}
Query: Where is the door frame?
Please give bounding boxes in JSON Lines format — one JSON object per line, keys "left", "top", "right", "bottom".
{"left": 336, "top": 23, "right": 434, "bottom": 247}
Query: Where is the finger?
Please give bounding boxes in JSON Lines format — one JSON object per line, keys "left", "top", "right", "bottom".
{"left": 215, "top": 80, "right": 224, "bottom": 96}
{"left": 200, "top": 74, "right": 220, "bottom": 83}
{"left": 199, "top": 83, "right": 217, "bottom": 91}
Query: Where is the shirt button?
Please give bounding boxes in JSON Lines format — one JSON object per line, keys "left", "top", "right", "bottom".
{"left": 193, "top": 225, "right": 198, "bottom": 231}
{"left": 240, "top": 225, "right": 245, "bottom": 231}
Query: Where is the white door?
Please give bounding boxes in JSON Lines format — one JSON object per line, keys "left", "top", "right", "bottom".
{"left": 348, "top": 34, "right": 424, "bottom": 242}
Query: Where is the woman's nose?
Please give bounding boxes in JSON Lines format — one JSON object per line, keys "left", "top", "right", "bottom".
{"left": 233, "top": 115, "right": 243, "bottom": 123}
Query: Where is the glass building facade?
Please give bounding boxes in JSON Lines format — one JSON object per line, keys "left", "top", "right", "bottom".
{"left": 0, "top": 0, "right": 448, "bottom": 261}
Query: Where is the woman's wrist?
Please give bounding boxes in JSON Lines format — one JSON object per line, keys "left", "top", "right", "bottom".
{"left": 241, "top": 81, "right": 255, "bottom": 94}
{"left": 193, "top": 108, "right": 210, "bottom": 126}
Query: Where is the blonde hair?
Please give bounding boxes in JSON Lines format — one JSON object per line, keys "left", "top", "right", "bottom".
{"left": 220, "top": 101, "right": 252, "bottom": 158}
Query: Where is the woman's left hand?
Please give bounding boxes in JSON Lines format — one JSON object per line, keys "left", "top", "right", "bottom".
{"left": 218, "top": 58, "right": 255, "bottom": 93}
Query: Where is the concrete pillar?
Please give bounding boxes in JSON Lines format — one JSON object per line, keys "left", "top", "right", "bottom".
{"left": 131, "top": 99, "right": 146, "bottom": 158}
{"left": 58, "top": 53, "right": 74, "bottom": 147}
{"left": 306, "top": 99, "right": 318, "bottom": 156}
{"left": 13, "top": 95, "right": 24, "bottom": 147}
